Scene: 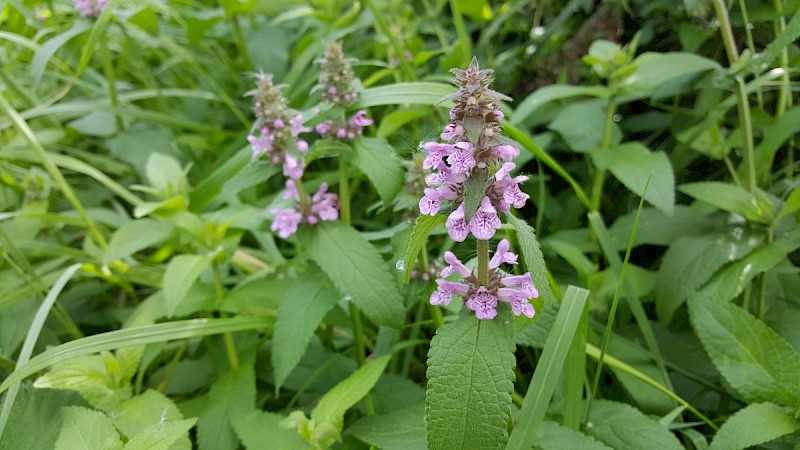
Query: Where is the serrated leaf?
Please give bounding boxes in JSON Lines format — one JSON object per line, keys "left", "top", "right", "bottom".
{"left": 593, "top": 143, "right": 675, "bottom": 214}
{"left": 0, "top": 384, "right": 81, "bottom": 450}
{"left": 585, "top": 400, "right": 683, "bottom": 450}
{"left": 655, "top": 233, "right": 761, "bottom": 324}
{"left": 688, "top": 297, "right": 800, "bottom": 406}
{"left": 219, "top": 160, "right": 279, "bottom": 199}
{"left": 709, "top": 402, "right": 800, "bottom": 450}
{"left": 462, "top": 169, "right": 488, "bottom": 223}
{"left": 425, "top": 310, "right": 516, "bottom": 450}
{"left": 113, "top": 390, "right": 186, "bottom": 440}
{"left": 307, "top": 140, "right": 352, "bottom": 162}
{"left": 534, "top": 420, "right": 613, "bottom": 450}
{"left": 163, "top": 254, "right": 212, "bottom": 318}
{"left": 359, "top": 82, "right": 455, "bottom": 107}
{"left": 312, "top": 354, "right": 391, "bottom": 430}
{"left": 679, "top": 182, "right": 773, "bottom": 223}
{"left": 352, "top": 137, "right": 404, "bottom": 205}
{"left": 122, "top": 418, "right": 196, "bottom": 450}
{"left": 55, "top": 406, "right": 122, "bottom": 450}
{"left": 273, "top": 265, "right": 339, "bottom": 390}
{"left": 504, "top": 213, "right": 555, "bottom": 307}
{"left": 231, "top": 410, "right": 306, "bottom": 450}
{"left": 197, "top": 361, "right": 255, "bottom": 450}
{"left": 103, "top": 219, "right": 174, "bottom": 264}
{"left": 33, "top": 355, "right": 130, "bottom": 412}
{"left": 310, "top": 222, "right": 405, "bottom": 328}
{"left": 349, "top": 404, "right": 426, "bottom": 450}
{"left": 402, "top": 214, "right": 446, "bottom": 283}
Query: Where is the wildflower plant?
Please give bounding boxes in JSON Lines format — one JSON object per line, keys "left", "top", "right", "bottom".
{"left": 74, "top": 0, "right": 107, "bottom": 17}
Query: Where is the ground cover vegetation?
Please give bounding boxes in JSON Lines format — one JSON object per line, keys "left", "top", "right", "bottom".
{"left": 1, "top": 0, "right": 799, "bottom": 449}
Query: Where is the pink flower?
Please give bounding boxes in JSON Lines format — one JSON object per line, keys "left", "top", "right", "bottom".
{"left": 248, "top": 128, "right": 273, "bottom": 161}
{"left": 491, "top": 145, "right": 519, "bottom": 161}
{"left": 445, "top": 204, "right": 469, "bottom": 242}
{"left": 271, "top": 208, "right": 303, "bottom": 238}
{"left": 466, "top": 287, "right": 498, "bottom": 320}
{"left": 446, "top": 142, "right": 476, "bottom": 174}
{"left": 469, "top": 196, "right": 501, "bottom": 240}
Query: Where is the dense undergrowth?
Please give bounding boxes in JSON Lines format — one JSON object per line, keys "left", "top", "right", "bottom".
{"left": 1, "top": 0, "right": 800, "bottom": 449}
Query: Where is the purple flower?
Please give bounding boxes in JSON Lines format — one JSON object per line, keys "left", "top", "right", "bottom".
{"left": 75, "top": 0, "right": 106, "bottom": 16}
{"left": 431, "top": 279, "right": 470, "bottom": 306}
{"left": 310, "top": 183, "right": 339, "bottom": 222}
{"left": 282, "top": 154, "right": 304, "bottom": 180}
{"left": 350, "top": 110, "right": 373, "bottom": 128}
{"left": 489, "top": 239, "right": 518, "bottom": 269}
{"left": 446, "top": 142, "right": 476, "bottom": 174}
{"left": 442, "top": 251, "right": 472, "bottom": 277}
{"left": 248, "top": 128, "right": 273, "bottom": 161}
{"left": 491, "top": 145, "right": 519, "bottom": 161}
{"left": 271, "top": 208, "right": 303, "bottom": 238}
{"left": 316, "top": 121, "right": 333, "bottom": 135}
{"left": 469, "top": 196, "right": 501, "bottom": 241}
{"left": 422, "top": 142, "right": 454, "bottom": 170}
{"left": 445, "top": 204, "right": 470, "bottom": 242}
{"left": 466, "top": 287, "right": 498, "bottom": 320}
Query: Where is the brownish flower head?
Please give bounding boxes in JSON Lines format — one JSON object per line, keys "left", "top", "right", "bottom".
{"left": 316, "top": 42, "right": 358, "bottom": 105}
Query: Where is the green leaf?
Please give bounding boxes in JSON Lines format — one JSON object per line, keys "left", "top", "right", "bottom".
{"left": 197, "top": 361, "right": 255, "bottom": 450}
{"left": 359, "top": 82, "right": 455, "bottom": 108}
{"left": 511, "top": 85, "right": 610, "bottom": 126}
{"left": 549, "top": 102, "right": 618, "bottom": 153}
{"left": 352, "top": 137, "right": 404, "bottom": 205}
{"left": 349, "top": 404, "right": 426, "bottom": 450}
{"left": 306, "top": 140, "right": 352, "bottom": 162}
{"left": 462, "top": 169, "right": 488, "bottom": 223}
{"left": 655, "top": 233, "right": 761, "bottom": 324}
{"left": 113, "top": 390, "right": 186, "bottom": 440}
{"left": 163, "top": 254, "right": 212, "bottom": 318}
{"left": 504, "top": 213, "right": 555, "bottom": 307}
{"left": 107, "top": 125, "right": 178, "bottom": 179}
{"left": 55, "top": 406, "right": 122, "bottom": 450}
{"left": 103, "top": 219, "right": 174, "bottom": 264}
{"left": 619, "top": 52, "right": 720, "bottom": 99}
{"left": 402, "top": 214, "right": 446, "bottom": 283}
{"left": 0, "top": 317, "right": 271, "bottom": 395}
{"left": 506, "top": 286, "right": 589, "bottom": 450}
{"left": 122, "top": 418, "right": 196, "bottom": 450}
{"left": 778, "top": 184, "right": 800, "bottom": 220}
{"left": 310, "top": 222, "right": 405, "bottom": 328}
{"left": 425, "top": 310, "right": 516, "bottom": 450}
{"left": 593, "top": 143, "right": 674, "bottom": 214}
{"left": 584, "top": 400, "right": 683, "bottom": 450}
{"left": 533, "top": 421, "right": 613, "bottom": 450}
{"left": 377, "top": 108, "right": 428, "bottom": 138}
{"left": 312, "top": 354, "right": 391, "bottom": 430}
{"left": 231, "top": 410, "right": 306, "bottom": 450}
{"left": 687, "top": 297, "right": 800, "bottom": 406}
{"left": 678, "top": 182, "right": 773, "bottom": 223}
{"left": 33, "top": 354, "right": 131, "bottom": 412}
{"left": 273, "top": 266, "right": 339, "bottom": 390}
{"left": 219, "top": 161, "right": 279, "bottom": 200}
{"left": 0, "top": 384, "right": 81, "bottom": 450}
{"left": 709, "top": 402, "right": 800, "bottom": 450}
{"left": 144, "top": 153, "right": 188, "bottom": 198}
{"left": 31, "top": 22, "right": 91, "bottom": 85}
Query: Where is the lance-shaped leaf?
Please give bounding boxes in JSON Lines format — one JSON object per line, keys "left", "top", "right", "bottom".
{"left": 709, "top": 402, "right": 800, "bottom": 450}
{"left": 352, "top": 137, "right": 404, "bottom": 205}
{"left": 504, "top": 213, "right": 555, "bottom": 307}
{"left": 425, "top": 309, "right": 516, "bottom": 450}
{"left": 402, "top": 214, "right": 446, "bottom": 283}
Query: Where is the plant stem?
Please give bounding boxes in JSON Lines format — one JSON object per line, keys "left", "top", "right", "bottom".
{"left": 339, "top": 159, "right": 351, "bottom": 225}
{"left": 589, "top": 96, "right": 617, "bottom": 212}
{"left": 99, "top": 36, "right": 123, "bottom": 131}
{"left": 772, "top": 0, "right": 790, "bottom": 116}
{"left": 477, "top": 239, "right": 489, "bottom": 285}
{"left": 712, "top": 0, "right": 739, "bottom": 64}
{"left": 737, "top": 0, "right": 764, "bottom": 108}
{"left": 735, "top": 77, "right": 756, "bottom": 192}
{"left": 228, "top": 14, "right": 253, "bottom": 69}
{"left": 213, "top": 262, "right": 239, "bottom": 371}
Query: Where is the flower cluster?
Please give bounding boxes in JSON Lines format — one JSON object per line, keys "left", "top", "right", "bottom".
{"left": 432, "top": 240, "right": 537, "bottom": 319}
{"left": 271, "top": 180, "right": 339, "bottom": 238}
{"left": 246, "top": 74, "right": 311, "bottom": 180}
{"left": 74, "top": 0, "right": 106, "bottom": 17}
{"left": 316, "top": 42, "right": 358, "bottom": 106}
{"left": 315, "top": 110, "right": 373, "bottom": 140}
{"left": 419, "top": 58, "right": 529, "bottom": 242}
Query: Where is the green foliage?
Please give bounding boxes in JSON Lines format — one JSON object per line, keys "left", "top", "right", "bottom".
{"left": 425, "top": 311, "right": 516, "bottom": 450}
{"left": 708, "top": 402, "right": 800, "bottom": 450}
{"left": 584, "top": 401, "right": 684, "bottom": 450}
{"left": 196, "top": 361, "right": 256, "bottom": 450}
{"left": 55, "top": 406, "right": 122, "bottom": 450}
{"left": 592, "top": 143, "right": 674, "bottom": 214}
{"left": 352, "top": 137, "right": 404, "bottom": 205}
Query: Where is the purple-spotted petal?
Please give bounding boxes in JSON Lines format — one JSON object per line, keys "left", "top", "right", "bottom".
{"left": 446, "top": 204, "right": 469, "bottom": 242}
{"left": 466, "top": 287, "right": 498, "bottom": 320}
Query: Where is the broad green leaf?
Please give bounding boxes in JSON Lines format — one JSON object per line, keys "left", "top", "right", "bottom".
{"left": 163, "top": 254, "right": 212, "bottom": 318}
{"left": 655, "top": 233, "right": 761, "bottom": 324}
{"left": 33, "top": 355, "right": 131, "bottom": 411}
{"left": 533, "top": 420, "right": 613, "bottom": 450}
{"left": 462, "top": 169, "right": 488, "bottom": 223}
{"left": 352, "top": 137, "right": 404, "bottom": 205}
{"left": 103, "top": 219, "right": 174, "bottom": 264}
{"left": 231, "top": 410, "right": 306, "bottom": 450}
{"left": 619, "top": 52, "right": 720, "bottom": 99}
{"left": 678, "top": 182, "right": 774, "bottom": 223}
{"left": 359, "top": 82, "right": 455, "bottom": 107}
{"left": 306, "top": 140, "right": 352, "bottom": 162}
{"left": 272, "top": 266, "right": 339, "bottom": 390}
{"left": 310, "top": 222, "right": 405, "bottom": 328}
{"left": 504, "top": 213, "right": 555, "bottom": 307}
{"left": 349, "top": 404, "right": 425, "bottom": 450}
{"left": 107, "top": 125, "right": 178, "bottom": 179}
{"left": 0, "top": 317, "right": 271, "bottom": 395}
{"left": 68, "top": 111, "right": 117, "bottom": 137}
{"left": 123, "top": 418, "right": 196, "bottom": 450}
{"left": 55, "top": 406, "right": 122, "bottom": 450}
{"left": 426, "top": 310, "right": 516, "bottom": 450}
{"left": 755, "top": 107, "right": 800, "bottom": 182}
{"left": 593, "top": 143, "right": 674, "bottom": 214}
{"left": 312, "top": 355, "right": 391, "bottom": 429}
{"left": 145, "top": 153, "right": 188, "bottom": 198}
{"left": 778, "top": 184, "right": 800, "bottom": 220}
{"left": 0, "top": 385, "right": 80, "bottom": 450}
{"left": 197, "top": 361, "right": 255, "bottom": 450}
{"left": 402, "top": 214, "right": 446, "bottom": 283}
{"left": 219, "top": 161, "right": 279, "bottom": 199}
{"left": 31, "top": 22, "right": 91, "bottom": 85}
{"left": 511, "top": 85, "right": 610, "bottom": 126}
{"left": 549, "top": 101, "right": 619, "bottom": 153}
{"left": 709, "top": 402, "right": 800, "bottom": 450}
{"left": 584, "top": 400, "right": 683, "bottom": 450}
{"left": 688, "top": 297, "right": 800, "bottom": 406}
{"left": 506, "top": 286, "right": 589, "bottom": 450}
{"left": 113, "top": 390, "right": 186, "bottom": 440}
{"left": 377, "top": 108, "right": 428, "bottom": 138}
